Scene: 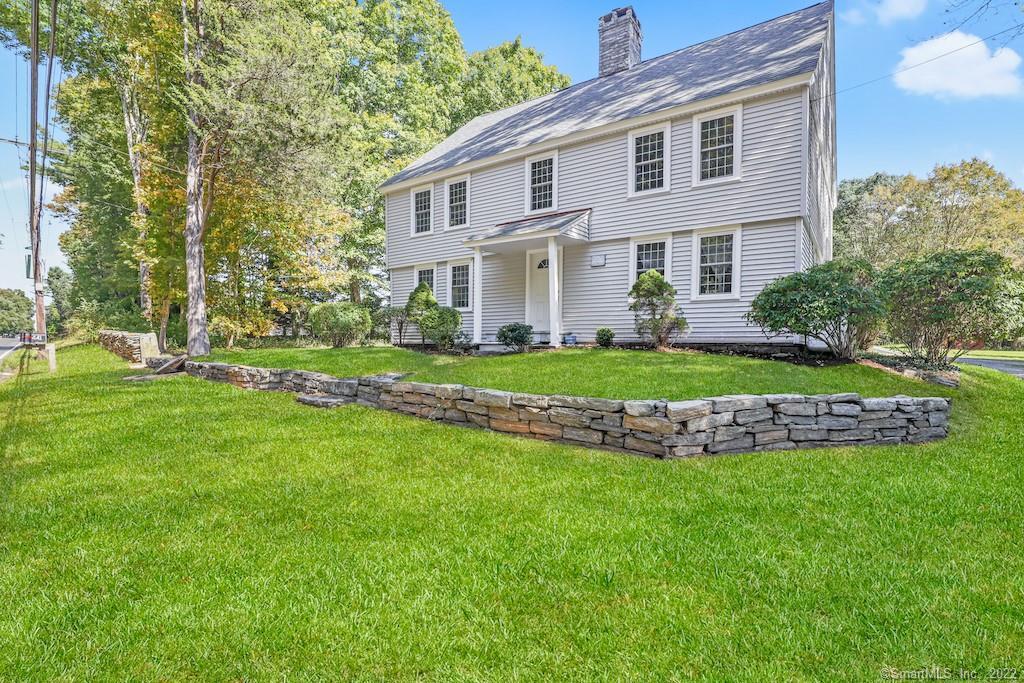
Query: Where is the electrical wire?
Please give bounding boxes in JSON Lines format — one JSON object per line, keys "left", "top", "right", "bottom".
{"left": 812, "top": 21, "right": 1024, "bottom": 102}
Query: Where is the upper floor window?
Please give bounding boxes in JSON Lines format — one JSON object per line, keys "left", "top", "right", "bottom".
{"left": 628, "top": 123, "right": 671, "bottom": 196}
{"left": 525, "top": 153, "right": 557, "bottom": 213}
{"left": 629, "top": 234, "right": 673, "bottom": 283}
{"left": 446, "top": 177, "right": 468, "bottom": 229}
{"left": 691, "top": 228, "right": 741, "bottom": 299}
{"left": 693, "top": 106, "right": 742, "bottom": 185}
{"left": 411, "top": 185, "right": 433, "bottom": 235}
{"left": 415, "top": 264, "right": 435, "bottom": 291}
{"left": 449, "top": 262, "right": 470, "bottom": 310}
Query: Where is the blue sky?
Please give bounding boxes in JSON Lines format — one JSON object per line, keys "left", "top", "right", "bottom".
{"left": 2, "top": 0, "right": 1023, "bottom": 295}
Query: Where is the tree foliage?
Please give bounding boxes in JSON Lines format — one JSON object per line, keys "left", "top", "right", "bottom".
{"left": 1, "top": 0, "right": 569, "bottom": 349}
{"left": 748, "top": 260, "right": 884, "bottom": 359}
{"left": 628, "top": 270, "right": 686, "bottom": 348}
{"left": 878, "top": 249, "right": 1024, "bottom": 364}
{"left": 0, "top": 289, "right": 33, "bottom": 335}
{"left": 836, "top": 160, "right": 1024, "bottom": 268}
{"left": 455, "top": 37, "right": 570, "bottom": 129}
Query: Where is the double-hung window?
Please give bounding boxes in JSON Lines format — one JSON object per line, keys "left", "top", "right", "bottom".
{"left": 411, "top": 186, "right": 433, "bottom": 235}
{"left": 449, "top": 262, "right": 471, "bottom": 310}
{"left": 628, "top": 124, "right": 671, "bottom": 196}
{"left": 415, "top": 264, "right": 435, "bottom": 292}
{"left": 446, "top": 177, "right": 468, "bottom": 229}
{"left": 692, "top": 229, "right": 740, "bottom": 299}
{"left": 629, "top": 234, "right": 673, "bottom": 283}
{"left": 693, "top": 106, "right": 741, "bottom": 184}
{"left": 525, "top": 153, "right": 556, "bottom": 213}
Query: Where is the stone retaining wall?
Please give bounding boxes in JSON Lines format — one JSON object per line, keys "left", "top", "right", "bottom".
{"left": 99, "top": 330, "right": 159, "bottom": 363}
{"left": 146, "top": 357, "right": 952, "bottom": 459}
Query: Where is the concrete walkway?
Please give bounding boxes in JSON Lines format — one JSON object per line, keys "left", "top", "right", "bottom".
{"left": 957, "top": 357, "right": 1024, "bottom": 379}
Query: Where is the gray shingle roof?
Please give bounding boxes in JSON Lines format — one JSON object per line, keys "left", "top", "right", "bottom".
{"left": 467, "top": 209, "right": 591, "bottom": 243}
{"left": 382, "top": 2, "right": 832, "bottom": 189}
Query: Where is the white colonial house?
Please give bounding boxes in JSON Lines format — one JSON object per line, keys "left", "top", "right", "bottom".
{"left": 381, "top": 2, "right": 836, "bottom": 348}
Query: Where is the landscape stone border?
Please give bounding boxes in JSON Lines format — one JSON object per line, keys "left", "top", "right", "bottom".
{"left": 143, "top": 356, "right": 952, "bottom": 459}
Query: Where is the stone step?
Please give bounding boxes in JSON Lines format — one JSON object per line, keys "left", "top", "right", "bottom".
{"left": 296, "top": 393, "right": 355, "bottom": 408}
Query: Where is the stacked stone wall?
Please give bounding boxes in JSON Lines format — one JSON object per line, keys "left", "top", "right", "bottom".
{"left": 99, "top": 330, "right": 159, "bottom": 363}
{"left": 152, "top": 358, "right": 952, "bottom": 459}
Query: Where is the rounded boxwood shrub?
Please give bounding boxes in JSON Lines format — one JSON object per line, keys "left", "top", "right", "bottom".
{"left": 497, "top": 322, "right": 533, "bottom": 353}
{"left": 595, "top": 327, "right": 615, "bottom": 348}
{"left": 419, "top": 306, "right": 463, "bottom": 351}
{"left": 308, "top": 302, "right": 372, "bottom": 347}
{"left": 747, "top": 259, "right": 883, "bottom": 359}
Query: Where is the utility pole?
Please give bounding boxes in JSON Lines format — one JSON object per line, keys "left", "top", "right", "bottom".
{"left": 28, "top": 0, "right": 45, "bottom": 351}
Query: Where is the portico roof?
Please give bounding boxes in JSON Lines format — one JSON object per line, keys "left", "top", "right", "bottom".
{"left": 464, "top": 208, "right": 591, "bottom": 247}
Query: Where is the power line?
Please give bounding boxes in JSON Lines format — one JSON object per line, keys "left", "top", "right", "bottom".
{"left": 35, "top": 0, "right": 59, "bottom": 241}
{"left": 813, "top": 21, "right": 1024, "bottom": 102}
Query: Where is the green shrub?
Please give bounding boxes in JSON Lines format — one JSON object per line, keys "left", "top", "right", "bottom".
{"left": 419, "top": 306, "right": 463, "bottom": 351}
{"left": 628, "top": 270, "right": 687, "bottom": 348}
{"left": 595, "top": 327, "right": 615, "bottom": 348}
{"left": 406, "top": 282, "right": 438, "bottom": 343}
{"left": 747, "top": 259, "right": 884, "bottom": 359}
{"left": 878, "top": 249, "right": 1023, "bottom": 364}
{"left": 497, "top": 322, "right": 533, "bottom": 353}
{"left": 308, "top": 302, "right": 372, "bottom": 347}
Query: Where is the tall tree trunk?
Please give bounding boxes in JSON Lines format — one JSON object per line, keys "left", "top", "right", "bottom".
{"left": 182, "top": 0, "right": 210, "bottom": 356}
{"left": 348, "top": 277, "right": 361, "bottom": 304}
{"left": 117, "top": 80, "right": 152, "bottom": 320}
{"left": 157, "top": 296, "right": 171, "bottom": 353}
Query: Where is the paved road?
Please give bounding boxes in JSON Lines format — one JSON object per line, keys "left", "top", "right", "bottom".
{"left": 957, "top": 356, "right": 1024, "bottom": 379}
{"left": 0, "top": 336, "right": 21, "bottom": 363}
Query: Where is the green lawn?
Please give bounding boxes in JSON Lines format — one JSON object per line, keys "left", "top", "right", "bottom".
{"left": 2, "top": 345, "right": 1023, "bottom": 680}
{"left": 209, "top": 346, "right": 946, "bottom": 400}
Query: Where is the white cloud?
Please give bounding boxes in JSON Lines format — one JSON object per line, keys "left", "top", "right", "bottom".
{"left": 893, "top": 31, "right": 1023, "bottom": 98}
{"left": 840, "top": 7, "right": 867, "bottom": 24}
{"left": 876, "top": 0, "right": 927, "bottom": 24}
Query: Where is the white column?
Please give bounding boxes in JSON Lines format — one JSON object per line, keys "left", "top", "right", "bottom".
{"left": 472, "top": 247, "right": 483, "bottom": 344}
{"left": 547, "top": 236, "right": 561, "bottom": 347}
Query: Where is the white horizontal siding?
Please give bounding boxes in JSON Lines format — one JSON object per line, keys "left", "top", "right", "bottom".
{"left": 561, "top": 220, "right": 799, "bottom": 344}
{"left": 385, "top": 91, "right": 806, "bottom": 269}
{"left": 481, "top": 252, "right": 526, "bottom": 340}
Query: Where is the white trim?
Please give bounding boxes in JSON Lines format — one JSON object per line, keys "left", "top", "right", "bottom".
{"left": 547, "top": 236, "right": 561, "bottom": 347}
{"left": 691, "top": 104, "right": 743, "bottom": 187}
{"left": 472, "top": 248, "right": 483, "bottom": 343}
{"left": 524, "top": 151, "right": 558, "bottom": 215}
{"left": 443, "top": 174, "right": 471, "bottom": 230}
{"left": 380, "top": 73, "right": 813, "bottom": 193}
{"left": 412, "top": 262, "right": 437, "bottom": 293}
{"left": 446, "top": 259, "right": 473, "bottom": 312}
{"left": 628, "top": 232, "right": 674, "bottom": 286}
{"left": 690, "top": 225, "right": 742, "bottom": 301}
{"left": 799, "top": 88, "right": 809, "bottom": 219}
{"left": 409, "top": 185, "right": 434, "bottom": 237}
{"left": 463, "top": 228, "right": 560, "bottom": 248}
{"left": 626, "top": 122, "right": 672, "bottom": 198}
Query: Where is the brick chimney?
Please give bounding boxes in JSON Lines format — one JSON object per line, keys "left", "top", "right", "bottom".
{"left": 598, "top": 7, "right": 642, "bottom": 77}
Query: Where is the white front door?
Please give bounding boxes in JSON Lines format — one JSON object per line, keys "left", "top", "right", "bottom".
{"left": 527, "top": 251, "right": 550, "bottom": 332}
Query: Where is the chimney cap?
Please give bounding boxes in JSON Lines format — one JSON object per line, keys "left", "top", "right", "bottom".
{"left": 600, "top": 6, "right": 640, "bottom": 29}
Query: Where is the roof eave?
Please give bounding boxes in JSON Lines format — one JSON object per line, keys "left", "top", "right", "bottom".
{"left": 379, "top": 71, "right": 815, "bottom": 194}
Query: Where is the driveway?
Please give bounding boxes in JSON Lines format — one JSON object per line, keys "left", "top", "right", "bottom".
{"left": 957, "top": 356, "right": 1024, "bottom": 379}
